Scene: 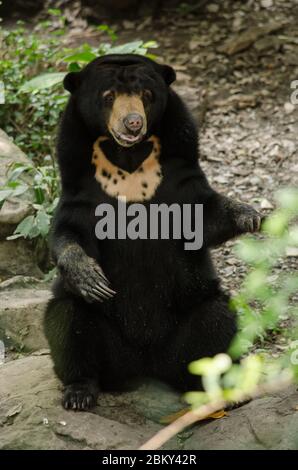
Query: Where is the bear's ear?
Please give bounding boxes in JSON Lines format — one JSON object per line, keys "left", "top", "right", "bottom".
{"left": 159, "top": 64, "right": 176, "bottom": 86}
{"left": 63, "top": 71, "right": 83, "bottom": 93}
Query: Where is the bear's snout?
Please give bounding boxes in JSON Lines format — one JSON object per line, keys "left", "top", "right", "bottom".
{"left": 123, "top": 113, "right": 143, "bottom": 134}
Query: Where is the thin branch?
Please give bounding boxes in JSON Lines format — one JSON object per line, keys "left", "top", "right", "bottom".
{"left": 138, "top": 376, "right": 292, "bottom": 450}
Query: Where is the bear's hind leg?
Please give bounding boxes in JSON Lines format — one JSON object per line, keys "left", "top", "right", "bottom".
{"left": 153, "top": 293, "right": 237, "bottom": 392}
{"left": 44, "top": 293, "right": 101, "bottom": 410}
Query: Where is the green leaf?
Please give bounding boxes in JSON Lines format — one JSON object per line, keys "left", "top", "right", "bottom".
{"left": 0, "top": 184, "right": 28, "bottom": 202}
{"left": 189, "top": 354, "right": 232, "bottom": 376}
{"left": 0, "top": 189, "right": 13, "bottom": 202}
{"left": 63, "top": 51, "right": 96, "bottom": 63}
{"left": 263, "top": 211, "right": 289, "bottom": 236}
{"left": 109, "top": 41, "right": 144, "bottom": 54}
{"left": 34, "top": 187, "right": 45, "bottom": 204}
{"left": 8, "top": 164, "right": 32, "bottom": 181}
{"left": 68, "top": 62, "right": 81, "bottom": 72}
{"left": 19, "top": 72, "right": 66, "bottom": 93}
{"left": 48, "top": 8, "right": 62, "bottom": 16}
{"left": 35, "top": 209, "right": 50, "bottom": 237}
{"left": 276, "top": 188, "right": 298, "bottom": 212}
{"left": 184, "top": 391, "right": 209, "bottom": 407}
{"left": 7, "top": 215, "right": 35, "bottom": 239}
{"left": 143, "top": 41, "right": 158, "bottom": 49}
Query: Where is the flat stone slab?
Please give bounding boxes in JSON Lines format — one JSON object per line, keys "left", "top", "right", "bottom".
{"left": 0, "top": 354, "right": 298, "bottom": 450}
{"left": 0, "top": 354, "right": 163, "bottom": 450}
{"left": 0, "top": 288, "right": 51, "bottom": 351}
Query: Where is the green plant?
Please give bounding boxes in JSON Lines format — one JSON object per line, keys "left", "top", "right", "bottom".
{"left": 0, "top": 159, "right": 59, "bottom": 239}
{"left": 188, "top": 188, "right": 298, "bottom": 404}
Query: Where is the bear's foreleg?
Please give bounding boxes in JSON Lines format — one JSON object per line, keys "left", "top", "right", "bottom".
{"left": 203, "top": 192, "right": 263, "bottom": 247}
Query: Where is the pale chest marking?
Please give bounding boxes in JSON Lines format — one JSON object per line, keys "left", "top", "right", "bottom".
{"left": 92, "top": 136, "right": 162, "bottom": 202}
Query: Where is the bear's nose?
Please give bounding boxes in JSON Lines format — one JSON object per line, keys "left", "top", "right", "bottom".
{"left": 123, "top": 113, "right": 143, "bottom": 133}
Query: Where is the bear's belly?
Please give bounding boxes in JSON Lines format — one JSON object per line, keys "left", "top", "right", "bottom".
{"left": 97, "top": 238, "right": 217, "bottom": 346}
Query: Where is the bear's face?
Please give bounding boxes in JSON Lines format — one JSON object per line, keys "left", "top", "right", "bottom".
{"left": 63, "top": 54, "right": 176, "bottom": 147}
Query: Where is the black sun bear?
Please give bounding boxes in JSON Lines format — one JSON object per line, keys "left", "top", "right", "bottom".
{"left": 44, "top": 54, "right": 262, "bottom": 410}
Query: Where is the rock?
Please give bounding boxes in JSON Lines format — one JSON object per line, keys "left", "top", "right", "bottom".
{"left": 261, "top": 0, "right": 273, "bottom": 7}
{"left": 0, "top": 275, "right": 43, "bottom": 290}
{"left": 0, "top": 129, "right": 44, "bottom": 279}
{"left": 284, "top": 102, "right": 295, "bottom": 114}
{"left": 184, "top": 388, "right": 298, "bottom": 450}
{"left": 286, "top": 247, "right": 298, "bottom": 257}
{"left": 260, "top": 198, "right": 274, "bottom": 209}
{"left": 0, "top": 288, "right": 51, "bottom": 351}
{"left": 0, "top": 239, "right": 43, "bottom": 280}
{"left": 0, "top": 354, "right": 164, "bottom": 450}
{"left": 254, "top": 36, "right": 282, "bottom": 53}
{"left": 0, "top": 129, "right": 29, "bottom": 187}
{"left": 214, "top": 94, "right": 258, "bottom": 110}
{"left": 206, "top": 4, "right": 219, "bottom": 13}
{"left": 0, "top": 199, "right": 33, "bottom": 238}
{"left": 218, "top": 22, "right": 285, "bottom": 56}
{"left": 122, "top": 20, "right": 134, "bottom": 30}
{"left": 0, "top": 199, "right": 32, "bottom": 226}
{"left": 172, "top": 85, "right": 200, "bottom": 112}
{"left": 0, "top": 130, "right": 33, "bottom": 239}
{"left": 0, "top": 354, "right": 297, "bottom": 450}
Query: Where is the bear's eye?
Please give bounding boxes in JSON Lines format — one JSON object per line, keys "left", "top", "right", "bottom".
{"left": 103, "top": 90, "right": 115, "bottom": 105}
{"left": 143, "top": 89, "right": 153, "bottom": 101}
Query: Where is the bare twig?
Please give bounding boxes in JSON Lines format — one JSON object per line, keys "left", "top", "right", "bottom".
{"left": 139, "top": 376, "right": 292, "bottom": 450}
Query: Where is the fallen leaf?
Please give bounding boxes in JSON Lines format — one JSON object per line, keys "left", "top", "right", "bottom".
{"left": 160, "top": 408, "right": 228, "bottom": 424}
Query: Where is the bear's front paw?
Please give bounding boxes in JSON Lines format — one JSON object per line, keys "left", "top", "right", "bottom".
{"left": 63, "top": 382, "right": 98, "bottom": 411}
{"left": 73, "top": 256, "right": 116, "bottom": 303}
{"left": 235, "top": 204, "right": 263, "bottom": 234}
{"left": 58, "top": 245, "right": 116, "bottom": 303}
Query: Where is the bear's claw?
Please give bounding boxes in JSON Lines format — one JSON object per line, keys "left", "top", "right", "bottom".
{"left": 63, "top": 383, "right": 98, "bottom": 411}
{"left": 58, "top": 246, "right": 116, "bottom": 303}
{"left": 234, "top": 203, "right": 264, "bottom": 235}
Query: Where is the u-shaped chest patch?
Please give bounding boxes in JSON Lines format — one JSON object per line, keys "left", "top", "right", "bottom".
{"left": 92, "top": 136, "right": 162, "bottom": 202}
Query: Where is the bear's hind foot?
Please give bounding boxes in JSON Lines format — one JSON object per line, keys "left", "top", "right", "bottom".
{"left": 63, "top": 380, "right": 99, "bottom": 411}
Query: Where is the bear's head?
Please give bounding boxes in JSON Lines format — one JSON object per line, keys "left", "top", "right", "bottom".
{"left": 63, "top": 54, "right": 176, "bottom": 147}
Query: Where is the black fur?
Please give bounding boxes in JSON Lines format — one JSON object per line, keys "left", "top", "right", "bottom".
{"left": 44, "top": 54, "right": 262, "bottom": 410}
